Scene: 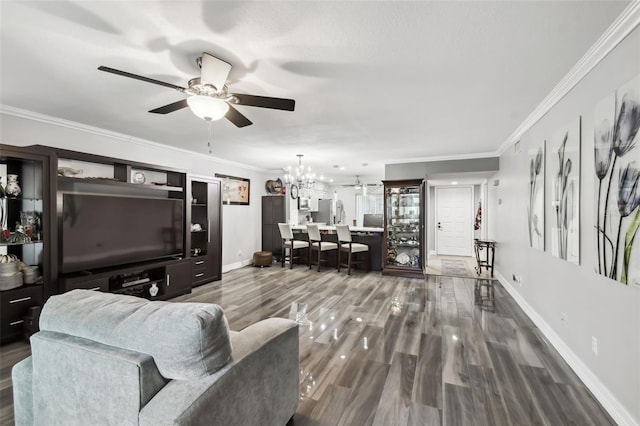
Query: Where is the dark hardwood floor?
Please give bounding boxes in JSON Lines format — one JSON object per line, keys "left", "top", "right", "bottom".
{"left": 0, "top": 265, "right": 615, "bottom": 425}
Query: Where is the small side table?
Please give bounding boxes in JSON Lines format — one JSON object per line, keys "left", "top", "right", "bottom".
{"left": 474, "top": 239, "right": 496, "bottom": 277}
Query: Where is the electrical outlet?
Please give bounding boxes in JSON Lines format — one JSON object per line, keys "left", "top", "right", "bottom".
{"left": 592, "top": 336, "right": 598, "bottom": 356}
{"left": 560, "top": 312, "right": 568, "bottom": 327}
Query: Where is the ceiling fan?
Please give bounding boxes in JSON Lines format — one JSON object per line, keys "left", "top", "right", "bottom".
{"left": 98, "top": 52, "right": 295, "bottom": 128}
{"left": 342, "top": 175, "right": 381, "bottom": 189}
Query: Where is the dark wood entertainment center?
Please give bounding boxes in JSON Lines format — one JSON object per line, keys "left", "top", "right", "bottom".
{"left": 0, "top": 144, "right": 223, "bottom": 344}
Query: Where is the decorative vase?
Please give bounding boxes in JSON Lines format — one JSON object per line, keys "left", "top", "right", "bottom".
{"left": 5, "top": 175, "right": 21, "bottom": 197}
{"left": 149, "top": 283, "right": 159, "bottom": 297}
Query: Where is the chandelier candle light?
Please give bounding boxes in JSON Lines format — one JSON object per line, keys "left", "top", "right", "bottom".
{"left": 284, "top": 154, "right": 316, "bottom": 189}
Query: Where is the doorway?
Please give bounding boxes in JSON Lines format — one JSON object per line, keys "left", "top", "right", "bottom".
{"left": 435, "top": 186, "right": 474, "bottom": 256}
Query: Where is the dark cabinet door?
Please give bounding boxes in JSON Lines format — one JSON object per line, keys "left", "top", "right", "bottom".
{"left": 206, "top": 180, "right": 222, "bottom": 282}
{"left": 165, "top": 260, "right": 191, "bottom": 298}
{"left": 262, "top": 196, "right": 285, "bottom": 255}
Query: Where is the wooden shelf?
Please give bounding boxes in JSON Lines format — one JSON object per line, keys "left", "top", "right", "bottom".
{"left": 58, "top": 176, "right": 183, "bottom": 192}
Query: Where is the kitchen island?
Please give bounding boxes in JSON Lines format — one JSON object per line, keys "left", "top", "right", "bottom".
{"left": 290, "top": 224, "right": 384, "bottom": 271}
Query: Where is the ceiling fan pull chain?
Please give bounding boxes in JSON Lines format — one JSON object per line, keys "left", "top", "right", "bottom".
{"left": 207, "top": 120, "right": 213, "bottom": 154}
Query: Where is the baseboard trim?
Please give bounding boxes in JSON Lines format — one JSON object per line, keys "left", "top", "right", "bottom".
{"left": 495, "top": 271, "right": 638, "bottom": 426}
{"left": 222, "top": 259, "right": 253, "bottom": 273}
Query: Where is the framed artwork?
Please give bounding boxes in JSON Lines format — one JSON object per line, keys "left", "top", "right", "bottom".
{"left": 527, "top": 141, "right": 545, "bottom": 250}
{"left": 215, "top": 174, "right": 250, "bottom": 205}
{"left": 594, "top": 72, "right": 640, "bottom": 285}
{"left": 546, "top": 117, "right": 581, "bottom": 265}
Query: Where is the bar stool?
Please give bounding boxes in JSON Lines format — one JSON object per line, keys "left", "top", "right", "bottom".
{"left": 278, "top": 223, "right": 309, "bottom": 269}
{"left": 307, "top": 224, "right": 338, "bottom": 272}
{"left": 335, "top": 224, "right": 369, "bottom": 275}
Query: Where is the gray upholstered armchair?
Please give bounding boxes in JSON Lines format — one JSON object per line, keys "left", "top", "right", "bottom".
{"left": 12, "top": 290, "right": 299, "bottom": 426}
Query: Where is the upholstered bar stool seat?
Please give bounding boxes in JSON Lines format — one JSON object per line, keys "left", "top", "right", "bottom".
{"left": 278, "top": 223, "right": 309, "bottom": 269}
{"left": 307, "top": 224, "right": 338, "bottom": 272}
{"left": 336, "top": 224, "right": 369, "bottom": 275}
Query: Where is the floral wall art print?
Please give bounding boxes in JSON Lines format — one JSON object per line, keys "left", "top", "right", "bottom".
{"left": 594, "top": 73, "right": 640, "bottom": 286}
{"left": 547, "top": 119, "right": 581, "bottom": 265}
{"left": 527, "top": 142, "right": 545, "bottom": 250}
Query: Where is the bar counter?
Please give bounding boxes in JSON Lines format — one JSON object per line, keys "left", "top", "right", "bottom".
{"left": 290, "top": 224, "right": 383, "bottom": 271}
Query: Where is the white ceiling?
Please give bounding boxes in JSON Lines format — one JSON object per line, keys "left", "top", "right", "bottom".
{"left": 0, "top": 1, "right": 629, "bottom": 184}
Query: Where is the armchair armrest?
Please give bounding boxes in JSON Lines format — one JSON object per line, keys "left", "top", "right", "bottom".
{"left": 12, "top": 357, "right": 34, "bottom": 426}
{"left": 139, "top": 318, "right": 299, "bottom": 426}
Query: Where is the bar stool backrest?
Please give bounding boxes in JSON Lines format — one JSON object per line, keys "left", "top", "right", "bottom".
{"left": 335, "top": 224, "right": 352, "bottom": 243}
{"left": 278, "top": 223, "right": 293, "bottom": 240}
{"left": 307, "top": 224, "right": 321, "bottom": 242}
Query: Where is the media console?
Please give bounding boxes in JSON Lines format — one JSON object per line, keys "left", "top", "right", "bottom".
{"left": 59, "top": 258, "right": 192, "bottom": 300}
{"left": 0, "top": 144, "right": 225, "bottom": 344}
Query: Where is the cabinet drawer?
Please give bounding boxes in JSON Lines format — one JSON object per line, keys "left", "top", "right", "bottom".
{"left": 0, "top": 286, "right": 43, "bottom": 343}
{"left": 191, "top": 255, "right": 216, "bottom": 283}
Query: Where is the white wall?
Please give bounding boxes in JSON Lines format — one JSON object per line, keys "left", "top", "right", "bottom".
{"left": 0, "top": 111, "right": 269, "bottom": 273}
{"left": 493, "top": 23, "right": 640, "bottom": 425}
{"left": 329, "top": 185, "right": 358, "bottom": 225}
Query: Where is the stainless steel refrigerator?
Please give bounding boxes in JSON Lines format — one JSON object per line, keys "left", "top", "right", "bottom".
{"left": 311, "top": 199, "right": 334, "bottom": 225}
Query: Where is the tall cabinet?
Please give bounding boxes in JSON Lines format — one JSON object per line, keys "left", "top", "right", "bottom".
{"left": 262, "top": 195, "right": 286, "bottom": 259}
{"left": 189, "top": 176, "right": 222, "bottom": 286}
{"left": 382, "top": 179, "right": 425, "bottom": 278}
{"left": 0, "top": 145, "right": 50, "bottom": 343}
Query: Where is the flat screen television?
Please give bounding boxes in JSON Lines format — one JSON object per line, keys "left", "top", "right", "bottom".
{"left": 61, "top": 193, "right": 184, "bottom": 274}
{"left": 363, "top": 214, "right": 383, "bottom": 227}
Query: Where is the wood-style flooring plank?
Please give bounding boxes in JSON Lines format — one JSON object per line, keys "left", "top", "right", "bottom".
{"left": 412, "top": 333, "right": 442, "bottom": 409}
{"left": 441, "top": 324, "right": 470, "bottom": 387}
{"left": 557, "top": 382, "right": 617, "bottom": 426}
{"left": 468, "top": 365, "right": 511, "bottom": 426}
{"left": 336, "top": 360, "right": 390, "bottom": 426}
{"left": 443, "top": 383, "right": 474, "bottom": 426}
{"left": 407, "top": 402, "right": 441, "bottom": 426}
{"left": 371, "top": 352, "right": 416, "bottom": 426}
{"left": 486, "top": 341, "right": 545, "bottom": 425}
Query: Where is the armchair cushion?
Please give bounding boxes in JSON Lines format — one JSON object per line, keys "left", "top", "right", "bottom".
{"left": 39, "top": 290, "right": 232, "bottom": 380}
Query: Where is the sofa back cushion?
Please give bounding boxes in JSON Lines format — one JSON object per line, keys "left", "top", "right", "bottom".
{"left": 39, "top": 289, "right": 232, "bottom": 380}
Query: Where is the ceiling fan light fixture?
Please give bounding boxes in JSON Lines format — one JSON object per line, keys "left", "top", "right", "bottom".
{"left": 187, "top": 95, "right": 229, "bottom": 121}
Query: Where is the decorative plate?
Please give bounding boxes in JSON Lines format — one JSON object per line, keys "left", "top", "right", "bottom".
{"left": 265, "top": 178, "right": 283, "bottom": 194}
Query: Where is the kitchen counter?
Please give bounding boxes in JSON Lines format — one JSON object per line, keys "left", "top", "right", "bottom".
{"left": 290, "top": 224, "right": 384, "bottom": 271}
{"left": 291, "top": 225, "right": 383, "bottom": 234}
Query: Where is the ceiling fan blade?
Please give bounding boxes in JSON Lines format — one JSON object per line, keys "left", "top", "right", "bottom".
{"left": 225, "top": 105, "right": 253, "bottom": 128}
{"left": 149, "top": 99, "right": 188, "bottom": 114}
{"left": 98, "top": 66, "right": 185, "bottom": 92}
{"left": 231, "top": 94, "right": 295, "bottom": 111}
{"left": 200, "top": 53, "right": 232, "bottom": 91}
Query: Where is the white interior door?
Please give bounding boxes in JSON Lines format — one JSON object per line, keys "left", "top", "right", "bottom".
{"left": 436, "top": 186, "right": 473, "bottom": 256}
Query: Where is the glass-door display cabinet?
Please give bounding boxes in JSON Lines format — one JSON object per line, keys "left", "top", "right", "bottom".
{"left": 0, "top": 145, "right": 50, "bottom": 344}
{"left": 383, "top": 179, "right": 425, "bottom": 278}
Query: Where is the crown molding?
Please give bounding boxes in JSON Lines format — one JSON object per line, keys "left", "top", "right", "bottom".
{"left": 0, "top": 104, "right": 269, "bottom": 173}
{"left": 385, "top": 150, "right": 499, "bottom": 165}
{"left": 497, "top": 1, "right": 640, "bottom": 156}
